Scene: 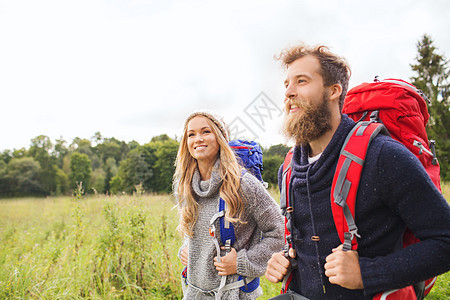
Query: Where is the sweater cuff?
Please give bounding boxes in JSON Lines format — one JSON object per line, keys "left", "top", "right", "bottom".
{"left": 236, "top": 248, "right": 249, "bottom": 276}
{"left": 360, "top": 256, "right": 394, "bottom": 296}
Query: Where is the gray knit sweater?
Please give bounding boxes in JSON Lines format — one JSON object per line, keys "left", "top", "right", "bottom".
{"left": 178, "top": 159, "right": 284, "bottom": 299}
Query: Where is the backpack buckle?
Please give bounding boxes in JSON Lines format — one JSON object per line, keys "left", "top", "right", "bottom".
{"left": 209, "top": 225, "right": 216, "bottom": 237}
{"left": 369, "top": 110, "right": 380, "bottom": 122}
{"left": 224, "top": 240, "right": 232, "bottom": 252}
{"left": 343, "top": 229, "right": 361, "bottom": 251}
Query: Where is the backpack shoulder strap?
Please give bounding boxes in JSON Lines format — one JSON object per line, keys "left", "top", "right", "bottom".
{"left": 281, "top": 148, "right": 294, "bottom": 209}
{"left": 280, "top": 147, "right": 294, "bottom": 244}
{"left": 280, "top": 147, "right": 297, "bottom": 294}
{"left": 219, "top": 197, "right": 235, "bottom": 250}
{"left": 330, "top": 121, "right": 388, "bottom": 251}
{"left": 217, "top": 169, "right": 248, "bottom": 250}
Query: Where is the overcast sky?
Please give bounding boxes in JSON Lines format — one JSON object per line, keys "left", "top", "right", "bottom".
{"left": 1, "top": 0, "right": 449, "bottom": 151}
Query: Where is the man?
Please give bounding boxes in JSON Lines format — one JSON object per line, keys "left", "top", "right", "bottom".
{"left": 265, "top": 43, "right": 450, "bottom": 299}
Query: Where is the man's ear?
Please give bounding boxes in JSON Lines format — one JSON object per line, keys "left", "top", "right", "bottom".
{"left": 329, "top": 84, "right": 343, "bottom": 102}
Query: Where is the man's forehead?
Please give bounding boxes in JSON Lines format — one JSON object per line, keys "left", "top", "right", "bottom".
{"left": 285, "top": 56, "right": 321, "bottom": 79}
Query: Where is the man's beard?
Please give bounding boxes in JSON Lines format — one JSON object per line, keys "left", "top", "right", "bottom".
{"left": 282, "top": 91, "right": 332, "bottom": 145}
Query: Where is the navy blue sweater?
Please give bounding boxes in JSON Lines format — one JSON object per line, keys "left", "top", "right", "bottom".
{"left": 278, "top": 115, "right": 450, "bottom": 299}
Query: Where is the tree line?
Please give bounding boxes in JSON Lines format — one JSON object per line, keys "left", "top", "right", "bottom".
{"left": 1, "top": 35, "right": 448, "bottom": 198}
{"left": 0, "top": 132, "right": 290, "bottom": 197}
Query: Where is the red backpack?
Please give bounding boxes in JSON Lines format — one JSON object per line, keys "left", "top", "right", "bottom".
{"left": 343, "top": 78, "right": 441, "bottom": 191}
{"left": 280, "top": 78, "right": 441, "bottom": 299}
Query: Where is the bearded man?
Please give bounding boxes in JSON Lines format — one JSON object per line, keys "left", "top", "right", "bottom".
{"left": 265, "top": 43, "right": 450, "bottom": 299}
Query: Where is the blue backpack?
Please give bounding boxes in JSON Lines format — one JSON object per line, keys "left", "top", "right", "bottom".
{"left": 223, "top": 140, "right": 266, "bottom": 249}
{"left": 228, "top": 140, "right": 265, "bottom": 183}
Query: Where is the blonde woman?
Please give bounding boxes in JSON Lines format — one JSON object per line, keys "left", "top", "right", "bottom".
{"left": 174, "top": 111, "right": 284, "bottom": 299}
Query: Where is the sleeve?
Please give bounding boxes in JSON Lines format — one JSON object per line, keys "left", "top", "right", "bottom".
{"left": 359, "top": 139, "right": 450, "bottom": 295}
{"left": 235, "top": 173, "right": 285, "bottom": 277}
{"left": 178, "top": 238, "right": 188, "bottom": 261}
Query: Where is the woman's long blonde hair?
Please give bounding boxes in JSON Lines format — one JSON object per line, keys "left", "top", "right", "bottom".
{"left": 173, "top": 116, "right": 246, "bottom": 237}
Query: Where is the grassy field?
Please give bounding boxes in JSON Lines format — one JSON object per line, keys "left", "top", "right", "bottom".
{"left": 0, "top": 183, "right": 448, "bottom": 299}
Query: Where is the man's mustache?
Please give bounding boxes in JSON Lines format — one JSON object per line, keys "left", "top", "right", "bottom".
{"left": 284, "top": 99, "right": 311, "bottom": 113}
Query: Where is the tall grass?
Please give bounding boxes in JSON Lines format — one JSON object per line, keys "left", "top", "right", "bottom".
{"left": 0, "top": 182, "right": 448, "bottom": 299}
{"left": 0, "top": 193, "right": 183, "bottom": 299}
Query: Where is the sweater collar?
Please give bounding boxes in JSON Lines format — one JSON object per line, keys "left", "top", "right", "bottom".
{"left": 191, "top": 158, "right": 222, "bottom": 199}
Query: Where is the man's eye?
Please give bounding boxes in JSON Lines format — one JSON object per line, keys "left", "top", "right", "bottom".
{"left": 188, "top": 133, "right": 194, "bottom": 137}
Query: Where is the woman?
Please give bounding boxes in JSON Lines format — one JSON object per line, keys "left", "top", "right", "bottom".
{"left": 174, "top": 111, "right": 284, "bottom": 299}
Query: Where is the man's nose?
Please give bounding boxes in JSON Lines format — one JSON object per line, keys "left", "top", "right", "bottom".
{"left": 285, "top": 83, "right": 296, "bottom": 99}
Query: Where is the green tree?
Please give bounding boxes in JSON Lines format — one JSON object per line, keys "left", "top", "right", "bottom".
{"left": 261, "top": 144, "right": 292, "bottom": 189}
{"left": 53, "top": 137, "right": 69, "bottom": 169}
{"left": 264, "top": 144, "right": 291, "bottom": 157}
{"left": 112, "top": 148, "right": 152, "bottom": 194}
{"left": 109, "top": 175, "right": 123, "bottom": 194}
{"left": 91, "top": 131, "right": 103, "bottom": 146}
{"left": 91, "top": 168, "right": 106, "bottom": 194}
{"left": 71, "top": 138, "right": 102, "bottom": 170}
{"left": 6, "top": 157, "right": 46, "bottom": 196}
{"left": 262, "top": 155, "right": 284, "bottom": 189}
{"left": 70, "top": 152, "right": 92, "bottom": 190}
{"left": 12, "top": 147, "right": 27, "bottom": 159}
{"left": 29, "top": 135, "right": 58, "bottom": 195}
{"left": 1, "top": 150, "right": 12, "bottom": 164}
{"left": 410, "top": 34, "right": 450, "bottom": 180}
{"left": 151, "top": 138, "right": 179, "bottom": 193}
{"left": 102, "top": 137, "right": 132, "bottom": 162}
{"left": 55, "top": 168, "right": 70, "bottom": 195}
{"left": 150, "top": 134, "right": 171, "bottom": 142}
{"left": 0, "top": 160, "right": 9, "bottom": 197}
{"left": 128, "top": 140, "right": 140, "bottom": 151}
{"left": 104, "top": 157, "right": 118, "bottom": 193}
{"left": 96, "top": 140, "right": 122, "bottom": 164}
{"left": 70, "top": 137, "right": 92, "bottom": 152}
{"left": 108, "top": 135, "right": 178, "bottom": 194}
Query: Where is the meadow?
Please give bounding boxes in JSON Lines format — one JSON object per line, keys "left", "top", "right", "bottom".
{"left": 0, "top": 184, "right": 448, "bottom": 299}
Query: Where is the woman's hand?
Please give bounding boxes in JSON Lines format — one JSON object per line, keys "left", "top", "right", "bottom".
{"left": 213, "top": 247, "right": 237, "bottom": 275}
{"left": 180, "top": 246, "right": 188, "bottom": 266}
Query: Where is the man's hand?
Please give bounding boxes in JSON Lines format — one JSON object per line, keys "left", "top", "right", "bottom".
{"left": 179, "top": 246, "right": 188, "bottom": 266}
{"left": 265, "top": 248, "right": 295, "bottom": 283}
{"left": 324, "top": 244, "right": 364, "bottom": 289}
{"left": 213, "top": 247, "right": 237, "bottom": 275}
